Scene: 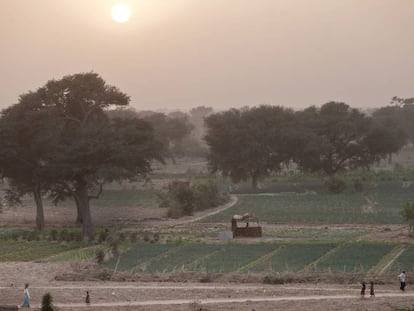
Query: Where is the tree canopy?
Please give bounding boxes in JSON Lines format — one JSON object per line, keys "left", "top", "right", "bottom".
{"left": 0, "top": 72, "right": 164, "bottom": 238}
{"left": 205, "top": 105, "right": 295, "bottom": 189}
{"left": 292, "top": 102, "right": 406, "bottom": 176}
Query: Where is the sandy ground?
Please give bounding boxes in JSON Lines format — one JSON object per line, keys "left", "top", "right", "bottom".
{"left": 0, "top": 262, "right": 413, "bottom": 311}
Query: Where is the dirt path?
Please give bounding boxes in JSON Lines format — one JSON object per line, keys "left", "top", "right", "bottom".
{"left": 2, "top": 283, "right": 413, "bottom": 311}
{"left": 173, "top": 194, "right": 238, "bottom": 225}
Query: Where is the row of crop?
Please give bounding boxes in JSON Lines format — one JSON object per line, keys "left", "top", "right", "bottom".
{"left": 389, "top": 245, "right": 414, "bottom": 273}
{"left": 0, "top": 240, "right": 79, "bottom": 261}
{"left": 203, "top": 182, "right": 414, "bottom": 224}
{"left": 106, "top": 242, "right": 413, "bottom": 275}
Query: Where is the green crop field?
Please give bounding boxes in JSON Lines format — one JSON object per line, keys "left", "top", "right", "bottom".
{"left": 313, "top": 242, "right": 396, "bottom": 273}
{"left": 106, "top": 243, "right": 171, "bottom": 272}
{"left": 267, "top": 228, "right": 365, "bottom": 241}
{"left": 202, "top": 181, "right": 414, "bottom": 224}
{"left": 191, "top": 243, "right": 277, "bottom": 273}
{"left": 144, "top": 244, "right": 221, "bottom": 273}
{"left": 244, "top": 243, "right": 335, "bottom": 273}
{"left": 388, "top": 245, "right": 414, "bottom": 273}
{"left": 102, "top": 241, "right": 413, "bottom": 275}
{"left": 48, "top": 246, "right": 101, "bottom": 262}
{"left": 0, "top": 240, "right": 80, "bottom": 261}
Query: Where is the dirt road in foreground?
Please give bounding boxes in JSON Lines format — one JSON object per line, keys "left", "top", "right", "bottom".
{"left": 1, "top": 281, "right": 413, "bottom": 311}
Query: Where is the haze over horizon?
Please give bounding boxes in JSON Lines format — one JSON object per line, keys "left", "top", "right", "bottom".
{"left": 1, "top": 0, "right": 413, "bottom": 112}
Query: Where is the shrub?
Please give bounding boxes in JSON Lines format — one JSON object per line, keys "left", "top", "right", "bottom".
{"left": 192, "top": 181, "right": 229, "bottom": 211}
{"left": 41, "top": 292, "right": 55, "bottom": 311}
{"left": 95, "top": 249, "right": 105, "bottom": 264}
{"left": 161, "top": 180, "right": 229, "bottom": 218}
{"left": 130, "top": 232, "right": 138, "bottom": 243}
{"left": 353, "top": 179, "right": 364, "bottom": 192}
{"left": 401, "top": 202, "right": 414, "bottom": 232}
{"left": 49, "top": 229, "right": 58, "bottom": 241}
{"left": 325, "top": 176, "right": 347, "bottom": 193}
{"left": 98, "top": 229, "right": 110, "bottom": 243}
{"left": 263, "top": 275, "right": 286, "bottom": 284}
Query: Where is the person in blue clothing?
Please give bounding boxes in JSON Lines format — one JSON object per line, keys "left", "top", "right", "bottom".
{"left": 21, "top": 283, "right": 30, "bottom": 308}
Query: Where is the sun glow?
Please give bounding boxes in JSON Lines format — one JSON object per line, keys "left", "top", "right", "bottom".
{"left": 111, "top": 3, "right": 131, "bottom": 23}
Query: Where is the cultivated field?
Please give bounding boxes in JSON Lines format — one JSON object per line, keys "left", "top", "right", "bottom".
{"left": 1, "top": 158, "right": 414, "bottom": 310}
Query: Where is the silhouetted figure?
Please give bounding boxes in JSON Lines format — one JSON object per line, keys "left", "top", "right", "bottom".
{"left": 370, "top": 281, "right": 375, "bottom": 297}
{"left": 85, "top": 291, "right": 90, "bottom": 305}
{"left": 360, "top": 281, "right": 366, "bottom": 297}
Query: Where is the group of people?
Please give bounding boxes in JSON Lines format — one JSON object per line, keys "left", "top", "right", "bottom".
{"left": 20, "top": 284, "right": 91, "bottom": 308}
{"left": 19, "top": 272, "right": 409, "bottom": 307}
{"left": 360, "top": 271, "right": 407, "bottom": 298}
{"left": 360, "top": 280, "right": 375, "bottom": 298}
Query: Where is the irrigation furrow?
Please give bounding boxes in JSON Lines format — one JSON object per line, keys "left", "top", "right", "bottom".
{"left": 236, "top": 247, "right": 281, "bottom": 273}
{"left": 301, "top": 245, "right": 339, "bottom": 272}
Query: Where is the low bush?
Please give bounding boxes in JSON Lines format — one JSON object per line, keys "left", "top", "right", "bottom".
{"left": 41, "top": 292, "right": 55, "bottom": 311}
{"left": 325, "top": 176, "right": 347, "bottom": 193}
{"left": 160, "top": 180, "right": 229, "bottom": 219}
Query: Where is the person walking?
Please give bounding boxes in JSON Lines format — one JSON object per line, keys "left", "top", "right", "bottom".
{"left": 21, "top": 283, "right": 30, "bottom": 308}
{"left": 85, "top": 291, "right": 90, "bottom": 305}
{"left": 370, "top": 281, "right": 375, "bottom": 297}
{"left": 360, "top": 280, "right": 366, "bottom": 298}
{"left": 398, "top": 271, "right": 406, "bottom": 291}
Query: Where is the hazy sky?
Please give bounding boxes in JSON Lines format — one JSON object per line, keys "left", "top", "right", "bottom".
{"left": 1, "top": 0, "right": 414, "bottom": 111}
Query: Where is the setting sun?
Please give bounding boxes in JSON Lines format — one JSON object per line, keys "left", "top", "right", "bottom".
{"left": 111, "top": 3, "right": 131, "bottom": 23}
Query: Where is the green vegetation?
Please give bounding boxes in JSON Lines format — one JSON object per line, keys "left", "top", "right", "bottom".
{"left": 159, "top": 180, "right": 229, "bottom": 218}
{"left": 266, "top": 228, "right": 365, "bottom": 241}
{"left": 388, "top": 245, "right": 414, "bottom": 273}
{"left": 105, "top": 243, "right": 171, "bottom": 272}
{"left": 0, "top": 240, "right": 80, "bottom": 261}
{"left": 314, "top": 242, "right": 396, "bottom": 273}
{"left": 203, "top": 181, "right": 414, "bottom": 224}
{"left": 48, "top": 246, "right": 101, "bottom": 262}
{"left": 100, "top": 241, "right": 414, "bottom": 275}
{"left": 41, "top": 292, "right": 56, "bottom": 311}
{"left": 91, "top": 189, "right": 159, "bottom": 208}
{"left": 245, "top": 243, "right": 335, "bottom": 273}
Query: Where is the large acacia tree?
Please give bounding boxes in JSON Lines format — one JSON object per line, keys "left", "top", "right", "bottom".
{"left": 0, "top": 95, "right": 61, "bottom": 230}
{"left": 204, "top": 105, "right": 295, "bottom": 189}
{"left": 293, "top": 102, "right": 406, "bottom": 176}
{"left": 0, "top": 73, "right": 163, "bottom": 238}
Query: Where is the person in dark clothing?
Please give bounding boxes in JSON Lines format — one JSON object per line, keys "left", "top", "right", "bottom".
{"left": 370, "top": 281, "right": 375, "bottom": 297}
{"left": 85, "top": 291, "right": 90, "bottom": 305}
{"left": 360, "top": 281, "right": 366, "bottom": 297}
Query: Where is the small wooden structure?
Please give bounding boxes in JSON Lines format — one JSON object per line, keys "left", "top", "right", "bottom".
{"left": 231, "top": 213, "right": 262, "bottom": 237}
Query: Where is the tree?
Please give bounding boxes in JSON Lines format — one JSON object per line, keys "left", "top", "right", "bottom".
{"left": 379, "top": 97, "right": 414, "bottom": 146}
{"left": 372, "top": 104, "right": 408, "bottom": 162}
{"left": 0, "top": 96, "right": 61, "bottom": 230}
{"left": 141, "top": 112, "right": 193, "bottom": 158}
{"left": 293, "top": 102, "right": 406, "bottom": 177}
{"left": 205, "top": 105, "right": 295, "bottom": 189}
{"left": 1, "top": 72, "right": 163, "bottom": 239}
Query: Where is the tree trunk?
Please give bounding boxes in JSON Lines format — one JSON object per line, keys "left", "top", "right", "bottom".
{"left": 251, "top": 174, "right": 259, "bottom": 191}
{"left": 75, "top": 181, "right": 95, "bottom": 240}
{"left": 73, "top": 195, "right": 83, "bottom": 225}
{"left": 33, "top": 184, "right": 45, "bottom": 231}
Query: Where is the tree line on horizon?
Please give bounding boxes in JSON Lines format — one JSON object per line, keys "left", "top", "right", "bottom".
{"left": 0, "top": 72, "right": 413, "bottom": 239}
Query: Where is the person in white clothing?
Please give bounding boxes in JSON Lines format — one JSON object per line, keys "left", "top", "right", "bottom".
{"left": 398, "top": 271, "right": 406, "bottom": 291}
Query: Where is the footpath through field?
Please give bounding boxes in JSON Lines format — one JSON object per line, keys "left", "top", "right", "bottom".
{"left": 21, "top": 290, "right": 414, "bottom": 310}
